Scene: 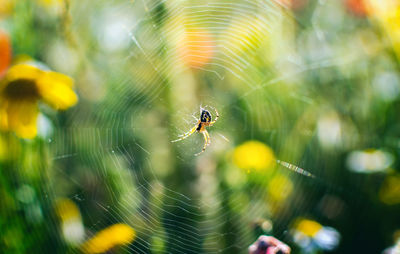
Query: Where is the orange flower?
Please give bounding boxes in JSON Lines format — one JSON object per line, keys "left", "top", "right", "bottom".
{"left": 0, "top": 30, "right": 11, "bottom": 77}
{"left": 346, "top": 0, "right": 368, "bottom": 17}
{"left": 177, "top": 27, "right": 214, "bottom": 69}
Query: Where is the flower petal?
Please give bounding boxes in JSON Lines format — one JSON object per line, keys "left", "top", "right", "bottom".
{"left": 233, "top": 141, "right": 276, "bottom": 171}
{"left": 3, "top": 64, "right": 42, "bottom": 85}
{"left": 0, "top": 30, "right": 12, "bottom": 78}
{"left": 5, "top": 98, "right": 38, "bottom": 139}
{"left": 37, "top": 71, "right": 78, "bottom": 110}
{"left": 81, "top": 224, "right": 136, "bottom": 254}
{"left": 0, "top": 98, "right": 9, "bottom": 130}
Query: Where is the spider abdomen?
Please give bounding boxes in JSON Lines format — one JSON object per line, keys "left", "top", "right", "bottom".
{"left": 200, "top": 110, "right": 212, "bottom": 123}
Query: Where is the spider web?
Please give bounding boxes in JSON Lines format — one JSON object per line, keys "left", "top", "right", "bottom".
{"left": 44, "top": 0, "right": 387, "bottom": 253}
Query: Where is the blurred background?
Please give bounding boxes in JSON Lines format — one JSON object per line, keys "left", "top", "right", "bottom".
{"left": 1, "top": 0, "right": 400, "bottom": 253}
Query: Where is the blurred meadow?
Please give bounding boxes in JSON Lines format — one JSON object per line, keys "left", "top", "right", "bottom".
{"left": 1, "top": 0, "right": 400, "bottom": 253}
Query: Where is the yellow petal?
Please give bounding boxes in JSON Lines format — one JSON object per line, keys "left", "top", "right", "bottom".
{"left": 5, "top": 98, "right": 38, "bottom": 139}
{"left": 82, "top": 224, "right": 136, "bottom": 254}
{"left": 268, "top": 174, "right": 293, "bottom": 202}
{"left": 0, "top": 98, "right": 9, "bottom": 130}
{"left": 221, "top": 17, "right": 268, "bottom": 57}
{"left": 55, "top": 198, "right": 82, "bottom": 222}
{"left": 295, "top": 219, "right": 323, "bottom": 237}
{"left": 3, "top": 64, "right": 42, "bottom": 86}
{"left": 37, "top": 71, "right": 78, "bottom": 110}
{"left": 233, "top": 141, "right": 276, "bottom": 171}
{"left": 37, "top": 0, "right": 63, "bottom": 8}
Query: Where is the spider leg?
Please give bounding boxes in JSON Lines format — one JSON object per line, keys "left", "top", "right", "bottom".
{"left": 171, "top": 125, "right": 197, "bottom": 143}
{"left": 209, "top": 107, "right": 219, "bottom": 126}
{"left": 195, "top": 130, "right": 211, "bottom": 156}
{"left": 205, "top": 129, "right": 211, "bottom": 146}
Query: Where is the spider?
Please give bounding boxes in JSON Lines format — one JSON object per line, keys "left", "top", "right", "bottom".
{"left": 172, "top": 107, "right": 219, "bottom": 156}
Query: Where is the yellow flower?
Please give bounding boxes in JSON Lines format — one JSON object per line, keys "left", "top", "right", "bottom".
{"left": 267, "top": 174, "right": 293, "bottom": 201}
{"left": 294, "top": 218, "right": 323, "bottom": 237}
{"left": 222, "top": 17, "right": 269, "bottom": 56}
{"left": 0, "top": 63, "right": 78, "bottom": 138}
{"left": 82, "top": 224, "right": 136, "bottom": 254}
{"left": 37, "top": 0, "right": 63, "bottom": 6}
{"left": 0, "top": 0, "right": 13, "bottom": 18}
{"left": 55, "top": 199, "right": 84, "bottom": 245}
{"left": 233, "top": 140, "right": 276, "bottom": 172}
{"left": 36, "top": 0, "right": 64, "bottom": 14}
{"left": 367, "top": 1, "right": 400, "bottom": 58}
{"left": 55, "top": 198, "right": 82, "bottom": 222}
{"left": 291, "top": 218, "right": 341, "bottom": 251}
